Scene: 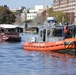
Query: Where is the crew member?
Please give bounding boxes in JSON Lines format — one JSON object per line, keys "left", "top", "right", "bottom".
{"left": 62, "top": 22, "right": 70, "bottom": 39}
{"left": 72, "top": 25, "right": 76, "bottom": 38}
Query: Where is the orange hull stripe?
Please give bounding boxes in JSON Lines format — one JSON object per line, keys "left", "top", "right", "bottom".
{"left": 24, "top": 38, "right": 76, "bottom": 51}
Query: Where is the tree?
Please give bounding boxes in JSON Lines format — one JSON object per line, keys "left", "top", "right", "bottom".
{"left": 42, "top": 7, "right": 67, "bottom": 24}
{"left": 0, "top": 6, "right": 16, "bottom": 24}
{"left": 49, "top": 8, "right": 67, "bottom": 23}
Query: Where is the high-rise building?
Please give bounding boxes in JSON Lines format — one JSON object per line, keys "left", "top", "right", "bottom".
{"left": 53, "top": 0, "right": 76, "bottom": 24}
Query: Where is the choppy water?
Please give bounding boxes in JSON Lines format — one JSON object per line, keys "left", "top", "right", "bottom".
{"left": 0, "top": 33, "right": 76, "bottom": 75}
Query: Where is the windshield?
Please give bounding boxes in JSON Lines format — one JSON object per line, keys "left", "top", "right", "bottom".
{"left": 52, "top": 29, "right": 62, "bottom": 37}
{"left": 25, "top": 27, "right": 39, "bottom": 34}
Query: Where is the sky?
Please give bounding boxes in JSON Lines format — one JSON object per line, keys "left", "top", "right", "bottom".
{"left": 0, "top": 0, "right": 53, "bottom": 9}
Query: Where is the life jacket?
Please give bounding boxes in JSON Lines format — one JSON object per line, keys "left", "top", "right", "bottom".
{"left": 64, "top": 27, "right": 70, "bottom": 34}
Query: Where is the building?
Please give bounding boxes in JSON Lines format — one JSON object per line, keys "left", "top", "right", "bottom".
{"left": 26, "top": 5, "right": 46, "bottom": 25}
{"left": 27, "top": 5, "right": 46, "bottom": 20}
{"left": 11, "top": 5, "right": 51, "bottom": 25}
{"left": 11, "top": 7, "right": 27, "bottom": 25}
{"left": 21, "top": 9, "right": 27, "bottom": 24}
{"left": 53, "top": 0, "right": 76, "bottom": 24}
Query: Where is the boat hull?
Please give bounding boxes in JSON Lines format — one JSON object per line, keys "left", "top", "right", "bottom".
{"left": 24, "top": 38, "right": 76, "bottom": 51}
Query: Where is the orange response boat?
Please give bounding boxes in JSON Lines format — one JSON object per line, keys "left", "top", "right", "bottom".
{"left": 24, "top": 38, "right": 76, "bottom": 51}
{"left": 24, "top": 25, "right": 76, "bottom": 51}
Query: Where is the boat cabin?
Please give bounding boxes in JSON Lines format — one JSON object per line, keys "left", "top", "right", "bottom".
{"left": 0, "top": 24, "right": 23, "bottom": 42}
{"left": 25, "top": 25, "right": 76, "bottom": 42}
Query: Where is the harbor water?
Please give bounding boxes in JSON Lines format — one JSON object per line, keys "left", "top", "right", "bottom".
{"left": 0, "top": 33, "right": 76, "bottom": 75}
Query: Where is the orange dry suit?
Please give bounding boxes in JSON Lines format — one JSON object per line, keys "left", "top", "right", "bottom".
{"left": 63, "top": 26, "right": 70, "bottom": 39}
{"left": 64, "top": 27, "right": 70, "bottom": 33}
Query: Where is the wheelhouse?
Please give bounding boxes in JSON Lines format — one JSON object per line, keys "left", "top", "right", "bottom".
{"left": 25, "top": 25, "right": 76, "bottom": 42}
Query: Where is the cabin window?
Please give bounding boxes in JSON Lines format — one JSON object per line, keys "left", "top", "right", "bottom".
{"left": 25, "top": 27, "right": 38, "bottom": 34}
{"left": 52, "top": 29, "right": 62, "bottom": 37}
{"left": 40, "top": 30, "right": 43, "bottom": 37}
{"left": 40, "top": 30, "right": 50, "bottom": 37}
{"left": 47, "top": 30, "right": 50, "bottom": 37}
{"left": 0, "top": 28, "right": 4, "bottom": 33}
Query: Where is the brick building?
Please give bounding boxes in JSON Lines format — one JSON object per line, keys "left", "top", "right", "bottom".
{"left": 53, "top": 0, "right": 76, "bottom": 24}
